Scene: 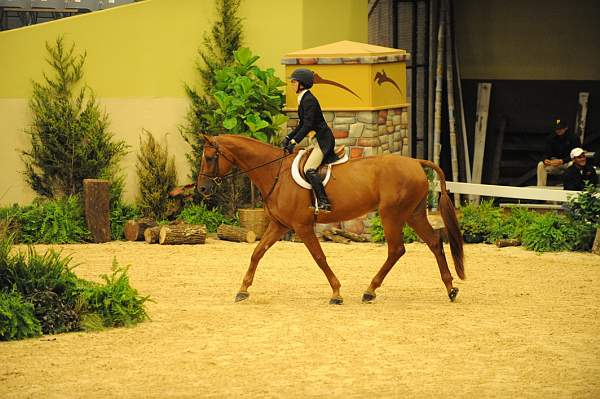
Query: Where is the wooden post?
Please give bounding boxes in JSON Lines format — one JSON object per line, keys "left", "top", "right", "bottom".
{"left": 444, "top": 2, "right": 460, "bottom": 207}
{"left": 83, "top": 179, "right": 110, "bottom": 243}
{"left": 159, "top": 224, "right": 207, "bottom": 245}
{"left": 432, "top": 0, "right": 446, "bottom": 167}
{"left": 217, "top": 224, "right": 256, "bottom": 243}
{"left": 471, "top": 82, "right": 492, "bottom": 203}
{"left": 592, "top": 228, "right": 600, "bottom": 256}
{"left": 124, "top": 218, "right": 157, "bottom": 241}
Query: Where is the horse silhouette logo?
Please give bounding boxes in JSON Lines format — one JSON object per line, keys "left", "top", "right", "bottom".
{"left": 374, "top": 70, "right": 403, "bottom": 96}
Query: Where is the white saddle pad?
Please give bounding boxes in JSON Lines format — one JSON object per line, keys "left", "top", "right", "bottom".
{"left": 291, "top": 149, "right": 349, "bottom": 189}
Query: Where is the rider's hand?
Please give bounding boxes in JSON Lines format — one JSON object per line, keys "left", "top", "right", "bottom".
{"left": 281, "top": 136, "right": 290, "bottom": 149}
{"left": 285, "top": 140, "right": 296, "bottom": 154}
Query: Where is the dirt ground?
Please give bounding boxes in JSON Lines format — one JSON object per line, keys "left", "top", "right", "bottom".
{"left": 1, "top": 239, "right": 599, "bottom": 398}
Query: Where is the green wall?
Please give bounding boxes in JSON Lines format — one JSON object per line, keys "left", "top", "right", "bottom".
{"left": 0, "top": 0, "right": 367, "bottom": 205}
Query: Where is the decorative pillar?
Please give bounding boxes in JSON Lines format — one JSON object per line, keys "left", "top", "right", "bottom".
{"left": 281, "top": 41, "right": 411, "bottom": 237}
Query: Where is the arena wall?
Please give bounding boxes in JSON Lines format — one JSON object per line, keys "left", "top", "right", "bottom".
{"left": 0, "top": 0, "right": 367, "bottom": 205}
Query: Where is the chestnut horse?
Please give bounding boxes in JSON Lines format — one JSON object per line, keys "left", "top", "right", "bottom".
{"left": 197, "top": 134, "right": 464, "bottom": 304}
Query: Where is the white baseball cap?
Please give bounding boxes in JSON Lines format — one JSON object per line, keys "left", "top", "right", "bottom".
{"left": 570, "top": 147, "right": 585, "bottom": 159}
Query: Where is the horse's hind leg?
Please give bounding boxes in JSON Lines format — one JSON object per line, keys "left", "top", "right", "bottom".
{"left": 294, "top": 224, "right": 343, "bottom": 305}
{"left": 362, "top": 207, "right": 409, "bottom": 303}
{"left": 236, "top": 220, "right": 289, "bottom": 302}
{"left": 407, "top": 203, "right": 458, "bottom": 302}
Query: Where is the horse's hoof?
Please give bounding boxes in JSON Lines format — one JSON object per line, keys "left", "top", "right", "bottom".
{"left": 329, "top": 297, "right": 343, "bottom": 305}
{"left": 235, "top": 291, "right": 249, "bottom": 302}
{"left": 362, "top": 292, "right": 376, "bottom": 303}
{"left": 448, "top": 287, "right": 459, "bottom": 302}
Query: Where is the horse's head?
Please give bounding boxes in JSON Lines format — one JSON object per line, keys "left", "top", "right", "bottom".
{"left": 196, "top": 134, "right": 236, "bottom": 196}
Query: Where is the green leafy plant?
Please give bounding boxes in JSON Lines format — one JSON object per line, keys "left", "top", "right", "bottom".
{"left": 1, "top": 243, "right": 82, "bottom": 334}
{"left": 0, "top": 290, "right": 42, "bottom": 341}
{"left": 22, "top": 36, "right": 127, "bottom": 198}
{"left": 0, "top": 233, "right": 150, "bottom": 339}
{"left": 16, "top": 197, "right": 90, "bottom": 244}
{"left": 369, "top": 214, "right": 418, "bottom": 243}
{"left": 459, "top": 200, "right": 503, "bottom": 243}
{"left": 178, "top": 204, "right": 238, "bottom": 233}
{"left": 110, "top": 201, "right": 140, "bottom": 240}
{"left": 79, "top": 260, "right": 150, "bottom": 327}
{"left": 566, "top": 183, "right": 600, "bottom": 228}
{"left": 136, "top": 130, "right": 178, "bottom": 221}
{"left": 212, "top": 47, "right": 287, "bottom": 144}
{"left": 520, "top": 212, "right": 585, "bottom": 252}
{"left": 488, "top": 207, "right": 538, "bottom": 243}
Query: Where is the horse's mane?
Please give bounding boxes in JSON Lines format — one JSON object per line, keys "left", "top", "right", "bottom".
{"left": 217, "top": 134, "right": 279, "bottom": 150}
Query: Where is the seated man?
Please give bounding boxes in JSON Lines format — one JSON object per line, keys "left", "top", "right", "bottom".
{"left": 563, "top": 148, "right": 598, "bottom": 191}
{"left": 536, "top": 118, "right": 581, "bottom": 186}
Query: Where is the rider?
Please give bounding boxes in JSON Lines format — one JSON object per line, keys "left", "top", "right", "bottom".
{"left": 281, "top": 68, "right": 338, "bottom": 212}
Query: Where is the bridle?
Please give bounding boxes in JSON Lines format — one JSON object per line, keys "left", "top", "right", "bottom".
{"left": 197, "top": 139, "right": 293, "bottom": 201}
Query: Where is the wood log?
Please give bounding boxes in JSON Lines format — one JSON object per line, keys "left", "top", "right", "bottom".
{"left": 592, "top": 228, "right": 600, "bottom": 256}
{"left": 159, "top": 224, "right": 206, "bottom": 245}
{"left": 144, "top": 226, "right": 161, "bottom": 244}
{"left": 322, "top": 230, "right": 350, "bottom": 244}
{"left": 217, "top": 224, "right": 256, "bottom": 243}
{"left": 124, "top": 218, "right": 157, "bottom": 241}
{"left": 83, "top": 179, "right": 110, "bottom": 243}
{"left": 496, "top": 239, "right": 521, "bottom": 248}
{"left": 330, "top": 227, "right": 369, "bottom": 242}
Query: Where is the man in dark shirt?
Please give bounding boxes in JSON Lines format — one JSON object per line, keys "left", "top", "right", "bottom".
{"left": 537, "top": 118, "right": 581, "bottom": 186}
{"left": 563, "top": 148, "right": 598, "bottom": 191}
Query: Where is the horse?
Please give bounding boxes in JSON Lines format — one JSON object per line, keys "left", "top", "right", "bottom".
{"left": 197, "top": 134, "right": 465, "bottom": 305}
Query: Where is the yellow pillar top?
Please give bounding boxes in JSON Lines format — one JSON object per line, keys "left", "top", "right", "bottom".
{"left": 282, "top": 40, "right": 409, "bottom": 65}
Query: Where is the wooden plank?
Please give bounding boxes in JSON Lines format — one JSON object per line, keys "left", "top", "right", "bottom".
{"left": 433, "top": 181, "right": 580, "bottom": 202}
{"left": 490, "top": 117, "right": 507, "bottom": 185}
{"left": 575, "top": 92, "right": 589, "bottom": 144}
{"left": 471, "top": 83, "right": 492, "bottom": 190}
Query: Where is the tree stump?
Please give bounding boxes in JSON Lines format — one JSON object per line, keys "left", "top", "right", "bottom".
{"left": 217, "top": 224, "right": 256, "bottom": 243}
{"left": 144, "top": 226, "right": 161, "bottom": 244}
{"left": 159, "top": 224, "right": 206, "bottom": 245}
{"left": 83, "top": 179, "right": 110, "bottom": 243}
{"left": 592, "top": 228, "right": 600, "bottom": 256}
{"left": 124, "top": 218, "right": 157, "bottom": 241}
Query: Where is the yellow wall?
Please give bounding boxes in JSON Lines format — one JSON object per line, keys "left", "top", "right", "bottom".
{"left": 0, "top": 0, "right": 367, "bottom": 205}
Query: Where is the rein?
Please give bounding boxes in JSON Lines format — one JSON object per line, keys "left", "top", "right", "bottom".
{"left": 198, "top": 140, "right": 292, "bottom": 201}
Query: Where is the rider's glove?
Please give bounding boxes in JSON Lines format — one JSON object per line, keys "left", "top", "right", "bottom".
{"left": 285, "top": 139, "right": 296, "bottom": 154}
{"left": 281, "top": 136, "right": 290, "bottom": 149}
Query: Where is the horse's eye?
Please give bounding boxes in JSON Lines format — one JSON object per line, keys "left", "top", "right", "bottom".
{"left": 205, "top": 155, "right": 215, "bottom": 162}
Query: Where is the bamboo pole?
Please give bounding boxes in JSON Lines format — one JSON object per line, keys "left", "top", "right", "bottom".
{"left": 433, "top": 0, "right": 446, "bottom": 167}
{"left": 444, "top": 0, "right": 460, "bottom": 207}
{"left": 449, "top": 0, "right": 472, "bottom": 184}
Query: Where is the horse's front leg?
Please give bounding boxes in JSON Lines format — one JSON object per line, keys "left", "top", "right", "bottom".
{"left": 236, "top": 219, "right": 289, "bottom": 302}
{"left": 294, "top": 225, "right": 343, "bottom": 305}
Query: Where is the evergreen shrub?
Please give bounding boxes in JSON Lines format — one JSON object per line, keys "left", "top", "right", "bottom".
{"left": 22, "top": 36, "right": 127, "bottom": 199}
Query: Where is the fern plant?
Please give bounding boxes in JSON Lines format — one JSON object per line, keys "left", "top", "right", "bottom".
{"left": 0, "top": 291, "right": 42, "bottom": 341}
{"left": 22, "top": 36, "right": 127, "bottom": 198}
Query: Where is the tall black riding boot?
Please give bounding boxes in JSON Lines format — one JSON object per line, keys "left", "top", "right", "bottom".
{"left": 305, "top": 169, "right": 332, "bottom": 212}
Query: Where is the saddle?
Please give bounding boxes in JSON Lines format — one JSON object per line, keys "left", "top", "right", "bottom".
{"left": 291, "top": 146, "right": 349, "bottom": 189}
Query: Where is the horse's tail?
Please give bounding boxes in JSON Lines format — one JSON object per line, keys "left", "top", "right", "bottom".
{"left": 418, "top": 160, "right": 465, "bottom": 280}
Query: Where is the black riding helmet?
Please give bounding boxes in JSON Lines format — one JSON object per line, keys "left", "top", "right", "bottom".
{"left": 291, "top": 68, "right": 314, "bottom": 89}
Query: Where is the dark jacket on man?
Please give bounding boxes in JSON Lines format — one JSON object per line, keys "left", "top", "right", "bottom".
{"left": 286, "top": 90, "right": 338, "bottom": 164}
{"left": 544, "top": 132, "right": 581, "bottom": 164}
{"left": 563, "top": 163, "right": 598, "bottom": 191}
